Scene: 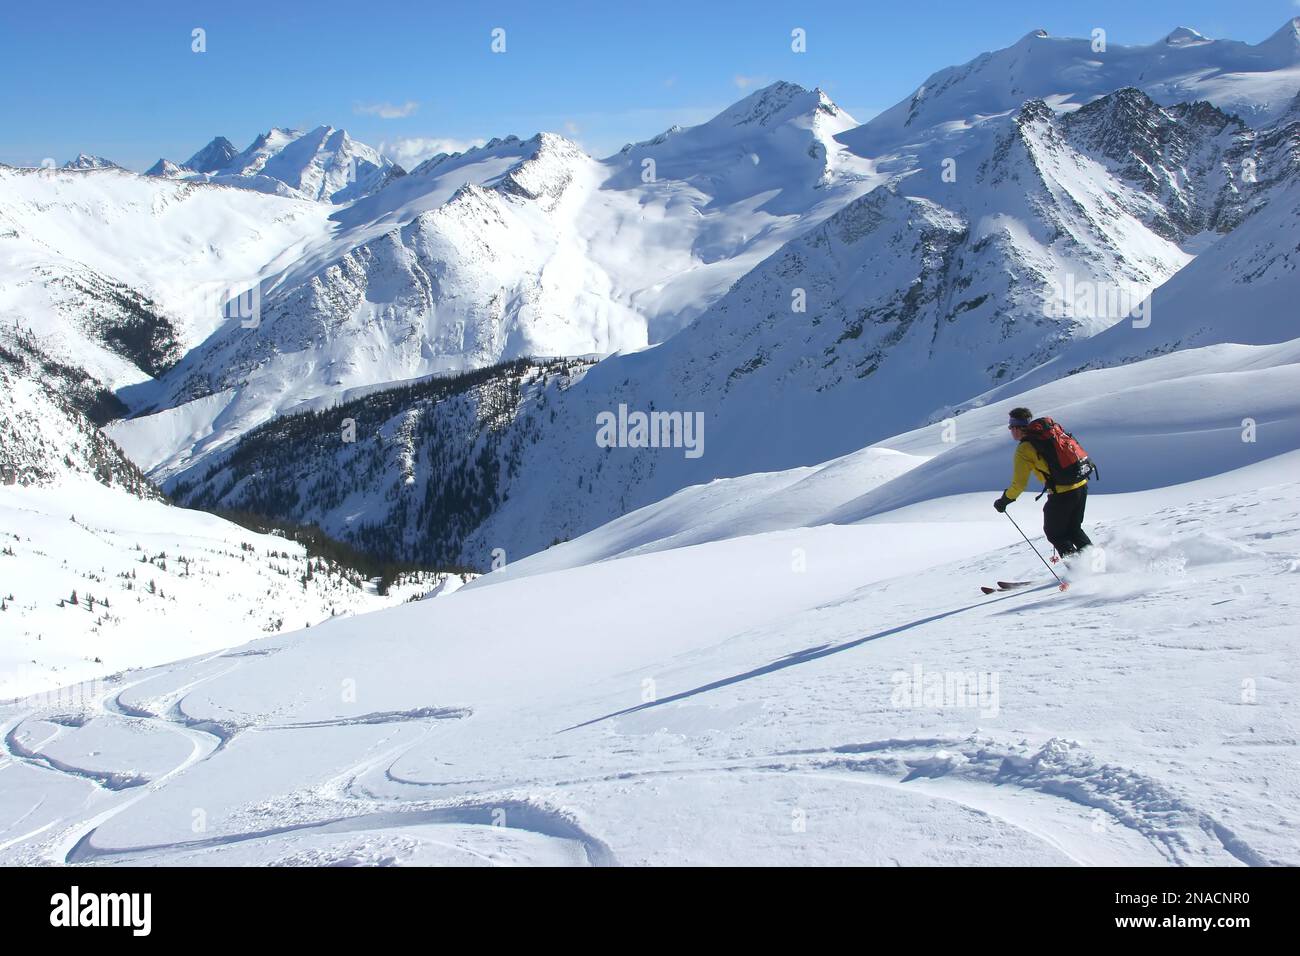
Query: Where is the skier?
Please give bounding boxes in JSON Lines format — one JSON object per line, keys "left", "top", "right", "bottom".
{"left": 993, "top": 407, "right": 1093, "bottom": 559}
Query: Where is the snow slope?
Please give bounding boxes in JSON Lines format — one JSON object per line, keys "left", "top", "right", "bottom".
{"left": 0, "top": 165, "right": 332, "bottom": 388}
{"left": 0, "top": 330, "right": 157, "bottom": 494}
{"left": 0, "top": 480, "right": 464, "bottom": 701}
{"left": 986, "top": 175, "right": 1300, "bottom": 394}
{"left": 472, "top": 335, "right": 1300, "bottom": 583}
{"left": 137, "top": 358, "right": 595, "bottom": 567}
{"left": 0, "top": 330, "right": 466, "bottom": 701}
{"left": 0, "top": 449, "right": 1294, "bottom": 865}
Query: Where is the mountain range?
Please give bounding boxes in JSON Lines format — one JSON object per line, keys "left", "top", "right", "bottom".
{"left": 4, "top": 19, "right": 1300, "bottom": 571}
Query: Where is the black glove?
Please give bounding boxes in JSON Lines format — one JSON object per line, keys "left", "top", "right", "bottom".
{"left": 993, "top": 495, "right": 1011, "bottom": 513}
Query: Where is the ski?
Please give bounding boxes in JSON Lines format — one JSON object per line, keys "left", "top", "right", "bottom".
{"left": 981, "top": 580, "right": 1035, "bottom": 595}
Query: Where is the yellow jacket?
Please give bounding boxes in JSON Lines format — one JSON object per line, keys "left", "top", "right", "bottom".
{"left": 1005, "top": 441, "right": 1088, "bottom": 500}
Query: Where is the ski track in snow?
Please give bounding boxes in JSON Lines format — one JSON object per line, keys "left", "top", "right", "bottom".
{"left": 0, "top": 519, "right": 1289, "bottom": 867}
{"left": 58, "top": 698, "right": 613, "bottom": 867}
{"left": 0, "top": 652, "right": 606, "bottom": 866}
{"left": 0, "top": 682, "right": 1277, "bottom": 866}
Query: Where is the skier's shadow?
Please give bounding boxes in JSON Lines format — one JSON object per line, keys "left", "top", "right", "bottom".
{"left": 560, "top": 587, "right": 1048, "bottom": 732}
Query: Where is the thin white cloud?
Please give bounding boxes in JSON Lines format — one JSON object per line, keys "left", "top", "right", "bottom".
{"left": 355, "top": 100, "right": 420, "bottom": 119}
{"left": 733, "top": 74, "right": 769, "bottom": 90}
{"left": 379, "top": 136, "right": 487, "bottom": 168}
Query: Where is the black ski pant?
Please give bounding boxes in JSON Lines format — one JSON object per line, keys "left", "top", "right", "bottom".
{"left": 1043, "top": 484, "right": 1092, "bottom": 557}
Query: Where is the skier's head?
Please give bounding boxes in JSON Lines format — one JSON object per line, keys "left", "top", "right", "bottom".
{"left": 1008, "top": 407, "right": 1032, "bottom": 439}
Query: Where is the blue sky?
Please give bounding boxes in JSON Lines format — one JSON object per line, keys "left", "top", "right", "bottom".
{"left": 2, "top": 0, "right": 1297, "bottom": 169}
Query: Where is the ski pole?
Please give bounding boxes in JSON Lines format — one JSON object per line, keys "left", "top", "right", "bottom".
{"left": 1003, "top": 511, "right": 1070, "bottom": 592}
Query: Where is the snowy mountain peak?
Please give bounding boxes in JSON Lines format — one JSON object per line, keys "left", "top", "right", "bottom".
{"left": 1164, "top": 26, "right": 1210, "bottom": 48}
{"left": 846, "top": 18, "right": 1300, "bottom": 155}
{"left": 184, "top": 135, "right": 238, "bottom": 173}
{"left": 231, "top": 127, "right": 305, "bottom": 173}
{"left": 492, "top": 132, "right": 588, "bottom": 203}
{"left": 1068, "top": 85, "right": 1161, "bottom": 127}
{"left": 147, "top": 127, "right": 333, "bottom": 196}
{"left": 62, "top": 153, "right": 120, "bottom": 170}
{"left": 615, "top": 82, "right": 855, "bottom": 166}
{"left": 1259, "top": 17, "right": 1300, "bottom": 60}
{"left": 247, "top": 127, "right": 301, "bottom": 151}
{"left": 1015, "top": 98, "right": 1055, "bottom": 127}
{"left": 1063, "top": 84, "right": 1237, "bottom": 154}
{"left": 144, "top": 158, "right": 186, "bottom": 178}
{"left": 812, "top": 86, "right": 841, "bottom": 115}
{"left": 713, "top": 80, "right": 830, "bottom": 128}
{"left": 619, "top": 125, "right": 682, "bottom": 153}
{"left": 183, "top": 125, "right": 401, "bottom": 203}
{"left": 407, "top": 135, "right": 525, "bottom": 177}
{"left": 529, "top": 130, "right": 579, "bottom": 150}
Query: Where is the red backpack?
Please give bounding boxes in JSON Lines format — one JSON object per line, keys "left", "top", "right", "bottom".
{"left": 1021, "top": 417, "right": 1098, "bottom": 490}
